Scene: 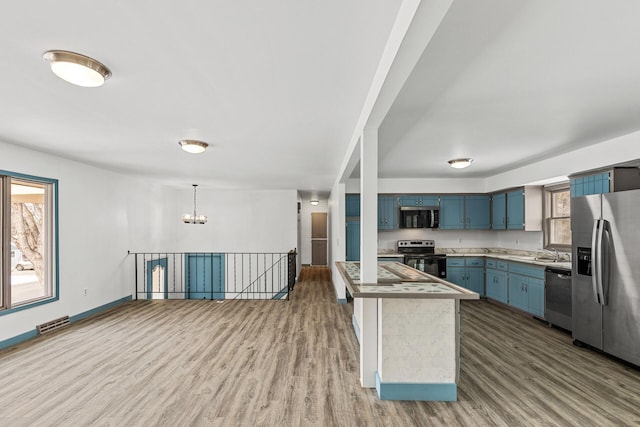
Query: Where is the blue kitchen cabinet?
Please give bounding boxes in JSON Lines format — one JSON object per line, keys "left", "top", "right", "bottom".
{"left": 491, "top": 193, "right": 506, "bottom": 230}
{"left": 508, "top": 273, "right": 528, "bottom": 312}
{"left": 399, "top": 194, "right": 439, "bottom": 207}
{"left": 346, "top": 194, "right": 360, "bottom": 217}
{"left": 527, "top": 277, "right": 545, "bottom": 318}
{"left": 440, "top": 195, "right": 490, "bottom": 230}
{"left": 465, "top": 267, "right": 485, "bottom": 295}
{"left": 446, "top": 257, "right": 485, "bottom": 296}
{"left": 439, "top": 195, "right": 465, "bottom": 229}
{"left": 378, "top": 195, "right": 398, "bottom": 230}
{"left": 346, "top": 220, "right": 360, "bottom": 261}
{"left": 465, "top": 195, "right": 491, "bottom": 230}
{"left": 506, "top": 190, "right": 524, "bottom": 229}
{"left": 485, "top": 259, "right": 508, "bottom": 303}
{"left": 571, "top": 172, "right": 610, "bottom": 197}
{"left": 446, "top": 266, "right": 466, "bottom": 288}
{"left": 507, "top": 262, "right": 545, "bottom": 317}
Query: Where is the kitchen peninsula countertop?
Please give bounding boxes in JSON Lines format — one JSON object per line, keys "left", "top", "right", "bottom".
{"left": 336, "top": 261, "right": 479, "bottom": 300}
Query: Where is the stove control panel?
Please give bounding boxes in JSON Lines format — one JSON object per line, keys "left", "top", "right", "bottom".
{"left": 397, "top": 240, "right": 435, "bottom": 248}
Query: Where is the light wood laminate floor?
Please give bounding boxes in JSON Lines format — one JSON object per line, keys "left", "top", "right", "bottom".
{"left": 1, "top": 266, "right": 639, "bottom": 426}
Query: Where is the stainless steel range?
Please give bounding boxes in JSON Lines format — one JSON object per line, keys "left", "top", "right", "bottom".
{"left": 397, "top": 240, "right": 446, "bottom": 278}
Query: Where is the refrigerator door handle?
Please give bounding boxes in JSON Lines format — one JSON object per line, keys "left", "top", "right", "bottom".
{"left": 591, "top": 219, "right": 602, "bottom": 305}
{"left": 600, "top": 220, "right": 611, "bottom": 306}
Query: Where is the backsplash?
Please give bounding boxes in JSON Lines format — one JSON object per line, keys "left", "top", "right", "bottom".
{"left": 377, "top": 229, "right": 543, "bottom": 252}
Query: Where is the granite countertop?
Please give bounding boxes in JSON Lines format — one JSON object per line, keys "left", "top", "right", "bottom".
{"left": 377, "top": 247, "right": 572, "bottom": 271}
{"left": 336, "top": 261, "right": 479, "bottom": 300}
{"left": 441, "top": 249, "right": 571, "bottom": 271}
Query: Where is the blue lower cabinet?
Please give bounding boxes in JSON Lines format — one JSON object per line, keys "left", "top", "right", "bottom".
{"left": 446, "top": 266, "right": 466, "bottom": 288}
{"left": 507, "top": 267, "right": 545, "bottom": 317}
{"left": 485, "top": 269, "right": 508, "bottom": 303}
{"left": 508, "top": 273, "right": 528, "bottom": 312}
{"left": 527, "top": 277, "right": 545, "bottom": 318}
{"left": 446, "top": 258, "right": 484, "bottom": 296}
{"left": 465, "top": 268, "right": 485, "bottom": 296}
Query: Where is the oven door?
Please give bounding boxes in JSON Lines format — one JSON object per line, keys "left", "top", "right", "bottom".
{"left": 404, "top": 255, "right": 447, "bottom": 278}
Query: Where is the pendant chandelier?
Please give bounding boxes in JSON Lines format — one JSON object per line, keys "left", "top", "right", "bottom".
{"left": 182, "top": 184, "right": 207, "bottom": 224}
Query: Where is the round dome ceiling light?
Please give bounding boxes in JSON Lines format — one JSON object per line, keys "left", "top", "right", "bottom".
{"left": 42, "top": 50, "right": 111, "bottom": 87}
{"left": 448, "top": 158, "right": 474, "bottom": 169}
{"left": 179, "top": 139, "right": 209, "bottom": 154}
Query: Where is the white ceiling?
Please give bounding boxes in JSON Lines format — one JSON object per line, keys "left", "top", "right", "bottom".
{"left": 3, "top": 1, "right": 640, "bottom": 192}
{"left": 379, "top": 0, "right": 640, "bottom": 179}
{"left": 1, "top": 1, "right": 400, "bottom": 191}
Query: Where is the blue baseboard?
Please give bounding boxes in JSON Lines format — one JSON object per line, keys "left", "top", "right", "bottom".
{"left": 336, "top": 298, "right": 347, "bottom": 304}
{"left": 0, "top": 295, "right": 132, "bottom": 351}
{"left": 0, "top": 329, "right": 39, "bottom": 351}
{"left": 352, "top": 314, "right": 361, "bottom": 344}
{"left": 375, "top": 372, "right": 457, "bottom": 401}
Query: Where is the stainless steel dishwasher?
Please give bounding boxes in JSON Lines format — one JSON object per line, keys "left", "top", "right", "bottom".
{"left": 545, "top": 267, "right": 572, "bottom": 331}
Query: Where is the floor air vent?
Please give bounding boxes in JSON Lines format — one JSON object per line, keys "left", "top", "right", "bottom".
{"left": 37, "top": 316, "right": 70, "bottom": 335}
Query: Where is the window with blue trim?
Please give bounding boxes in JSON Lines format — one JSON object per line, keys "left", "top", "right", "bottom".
{"left": 1, "top": 172, "right": 58, "bottom": 312}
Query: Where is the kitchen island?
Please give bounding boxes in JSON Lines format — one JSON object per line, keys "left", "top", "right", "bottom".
{"left": 336, "top": 261, "right": 479, "bottom": 401}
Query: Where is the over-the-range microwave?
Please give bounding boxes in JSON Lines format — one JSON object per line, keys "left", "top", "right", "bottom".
{"left": 399, "top": 206, "right": 439, "bottom": 228}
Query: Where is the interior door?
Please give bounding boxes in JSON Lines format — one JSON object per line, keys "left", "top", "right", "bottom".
{"left": 311, "top": 212, "right": 327, "bottom": 265}
{"left": 146, "top": 258, "right": 168, "bottom": 299}
{"left": 186, "top": 253, "right": 225, "bottom": 299}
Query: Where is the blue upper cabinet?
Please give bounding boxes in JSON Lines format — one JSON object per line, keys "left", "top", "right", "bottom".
{"left": 439, "top": 196, "right": 465, "bottom": 229}
{"left": 465, "top": 195, "right": 491, "bottom": 230}
{"left": 441, "top": 195, "right": 490, "bottom": 230}
{"left": 345, "top": 194, "right": 360, "bottom": 217}
{"left": 346, "top": 219, "right": 360, "bottom": 261}
{"left": 491, "top": 188, "right": 541, "bottom": 231}
{"left": 506, "top": 190, "right": 524, "bottom": 230}
{"left": 398, "top": 194, "right": 439, "bottom": 207}
{"left": 491, "top": 193, "right": 506, "bottom": 230}
{"left": 378, "top": 195, "right": 398, "bottom": 230}
{"left": 570, "top": 168, "right": 640, "bottom": 197}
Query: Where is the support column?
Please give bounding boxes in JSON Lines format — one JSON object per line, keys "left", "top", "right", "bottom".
{"left": 359, "top": 127, "right": 378, "bottom": 387}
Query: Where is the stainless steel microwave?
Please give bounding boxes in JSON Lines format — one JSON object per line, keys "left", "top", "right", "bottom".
{"left": 399, "top": 206, "right": 439, "bottom": 228}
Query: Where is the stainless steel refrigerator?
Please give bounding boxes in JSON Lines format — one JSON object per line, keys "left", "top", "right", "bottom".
{"left": 571, "top": 190, "right": 640, "bottom": 366}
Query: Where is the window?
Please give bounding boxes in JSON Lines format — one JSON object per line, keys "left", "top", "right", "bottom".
{"left": 1, "top": 171, "right": 58, "bottom": 313}
{"left": 544, "top": 183, "right": 571, "bottom": 251}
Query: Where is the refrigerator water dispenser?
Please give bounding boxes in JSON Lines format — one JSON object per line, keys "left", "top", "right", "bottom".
{"left": 577, "top": 247, "right": 592, "bottom": 276}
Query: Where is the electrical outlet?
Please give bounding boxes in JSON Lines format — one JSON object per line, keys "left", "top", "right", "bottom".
{"left": 83, "top": 288, "right": 88, "bottom": 296}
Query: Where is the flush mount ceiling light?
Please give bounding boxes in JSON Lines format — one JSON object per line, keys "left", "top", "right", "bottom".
{"left": 42, "top": 50, "right": 111, "bottom": 87}
{"left": 182, "top": 184, "right": 207, "bottom": 224}
{"left": 179, "top": 139, "right": 209, "bottom": 154}
{"left": 310, "top": 200, "right": 319, "bottom": 206}
{"left": 448, "top": 158, "right": 474, "bottom": 169}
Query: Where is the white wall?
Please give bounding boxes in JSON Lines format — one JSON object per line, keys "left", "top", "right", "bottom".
{"left": 378, "top": 229, "right": 542, "bottom": 252}
{"left": 174, "top": 189, "right": 297, "bottom": 253}
{"left": 0, "top": 141, "right": 171, "bottom": 342}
